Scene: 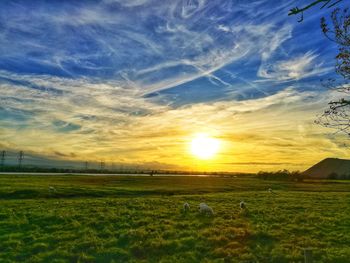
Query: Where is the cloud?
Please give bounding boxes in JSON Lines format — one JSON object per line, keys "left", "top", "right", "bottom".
{"left": 0, "top": 0, "right": 306, "bottom": 96}
{"left": 0, "top": 0, "right": 346, "bottom": 172}
{"left": 103, "top": 0, "right": 150, "bottom": 8}
{"left": 1, "top": 68, "right": 348, "bottom": 172}
{"left": 258, "top": 51, "right": 332, "bottom": 82}
{"left": 223, "top": 162, "right": 301, "bottom": 166}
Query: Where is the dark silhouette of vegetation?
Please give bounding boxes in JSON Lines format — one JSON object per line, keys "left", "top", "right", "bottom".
{"left": 0, "top": 149, "right": 253, "bottom": 176}
{"left": 290, "top": 2, "right": 350, "bottom": 136}
{"left": 289, "top": 0, "right": 343, "bottom": 22}
{"left": 257, "top": 170, "right": 306, "bottom": 181}
{"left": 328, "top": 172, "right": 338, "bottom": 179}
{"left": 0, "top": 164, "right": 250, "bottom": 176}
{"left": 316, "top": 8, "right": 350, "bottom": 135}
{"left": 328, "top": 172, "right": 350, "bottom": 179}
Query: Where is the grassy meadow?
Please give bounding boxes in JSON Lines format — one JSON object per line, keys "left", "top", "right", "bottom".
{"left": 0, "top": 174, "right": 349, "bottom": 262}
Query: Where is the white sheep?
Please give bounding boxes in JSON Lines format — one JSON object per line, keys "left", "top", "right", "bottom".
{"left": 199, "top": 203, "right": 214, "bottom": 216}
{"left": 268, "top": 188, "right": 277, "bottom": 194}
{"left": 239, "top": 201, "right": 246, "bottom": 210}
{"left": 183, "top": 202, "right": 190, "bottom": 212}
{"left": 49, "top": 186, "right": 56, "bottom": 192}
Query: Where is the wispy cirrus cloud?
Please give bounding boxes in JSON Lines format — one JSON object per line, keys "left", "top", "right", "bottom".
{"left": 258, "top": 51, "right": 332, "bottom": 82}
{"left": 0, "top": 0, "right": 298, "bottom": 94}
{"left": 0, "top": 0, "right": 345, "bottom": 171}
{"left": 1, "top": 69, "right": 348, "bottom": 171}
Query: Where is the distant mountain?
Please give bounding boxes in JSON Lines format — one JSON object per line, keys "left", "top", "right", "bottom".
{"left": 303, "top": 158, "right": 350, "bottom": 179}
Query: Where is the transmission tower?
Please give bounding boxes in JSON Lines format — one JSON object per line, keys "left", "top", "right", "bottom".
{"left": 84, "top": 161, "right": 88, "bottom": 170}
{"left": 100, "top": 161, "right": 105, "bottom": 171}
{"left": 18, "top": 151, "right": 24, "bottom": 168}
{"left": 0, "top": 151, "right": 5, "bottom": 167}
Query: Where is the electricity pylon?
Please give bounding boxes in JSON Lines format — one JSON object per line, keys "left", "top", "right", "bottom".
{"left": 0, "top": 151, "right": 5, "bottom": 167}
{"left": 18, "top": 151, "right": 24, "bottom": 168}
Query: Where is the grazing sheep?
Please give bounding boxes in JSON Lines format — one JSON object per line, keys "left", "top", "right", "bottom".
{"left": 239, "top": 201, "right": 246, "bottom": 210}
{"left": 199, "top": 203, "right": 214, "bottom": 216}
{"left": 49, "top": 186, "right": 56, "bottom": 192}
{"left": 183, "top": 202, "right": 190, "bottom": 212}
{"left": 268, "top": 188, "right": 277, "bottom": 194}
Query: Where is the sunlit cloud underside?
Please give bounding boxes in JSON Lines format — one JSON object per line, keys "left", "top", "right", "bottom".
{"left": 0, "top": 0, "right": 349, "bottom": 172}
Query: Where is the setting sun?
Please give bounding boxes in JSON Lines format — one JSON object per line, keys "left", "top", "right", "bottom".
{"left": 190, "top": 133, "right": 220, "bottom": 160}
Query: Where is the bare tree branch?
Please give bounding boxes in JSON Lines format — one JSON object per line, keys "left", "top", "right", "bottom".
{"left": 311, "top": 7, "right": 350, "bottom": 136}
{"left": 289, "top": 0, "right": 343, "bottom": 22}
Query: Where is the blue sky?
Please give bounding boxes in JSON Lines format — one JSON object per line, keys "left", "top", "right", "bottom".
{"left": 0, "top": 0, "right": 348, "bottom": 171}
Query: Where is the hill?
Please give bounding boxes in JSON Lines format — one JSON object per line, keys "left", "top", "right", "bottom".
{"left": 303, "top": 158, "right": 350, "bottom": 179}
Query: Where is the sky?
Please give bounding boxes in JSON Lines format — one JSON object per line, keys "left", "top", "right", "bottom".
{"left": 0, "top": 0, "right": 349, "bottom": 172}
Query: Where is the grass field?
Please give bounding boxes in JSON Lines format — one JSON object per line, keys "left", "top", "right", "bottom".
{"left": 0, "top": 174, "right": 349, "bottom": 263}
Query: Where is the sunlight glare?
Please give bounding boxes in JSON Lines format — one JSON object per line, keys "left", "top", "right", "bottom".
{"left": 190, "top": 133, "right": 220, "bottom": 160}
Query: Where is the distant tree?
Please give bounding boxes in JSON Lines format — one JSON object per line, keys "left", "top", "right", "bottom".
{"left": 328, "top": 172, "right": 338, "bottom": 179}
{"left": 339, "top": 173, "right": 347, "bottom": 179}
{"left": 257, "top": 170, "right": 303, "bottom": 181}
{"left": 290, "top": 170, "right": 304, "bottom": 181}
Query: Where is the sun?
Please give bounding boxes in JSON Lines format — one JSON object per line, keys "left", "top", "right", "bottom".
{"left": 190, "top": 133, "right": 220, "bottom": 160}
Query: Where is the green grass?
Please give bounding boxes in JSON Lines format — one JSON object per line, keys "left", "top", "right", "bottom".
{"left": 0, "top": 174, "right": 349, "bottom": 262}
